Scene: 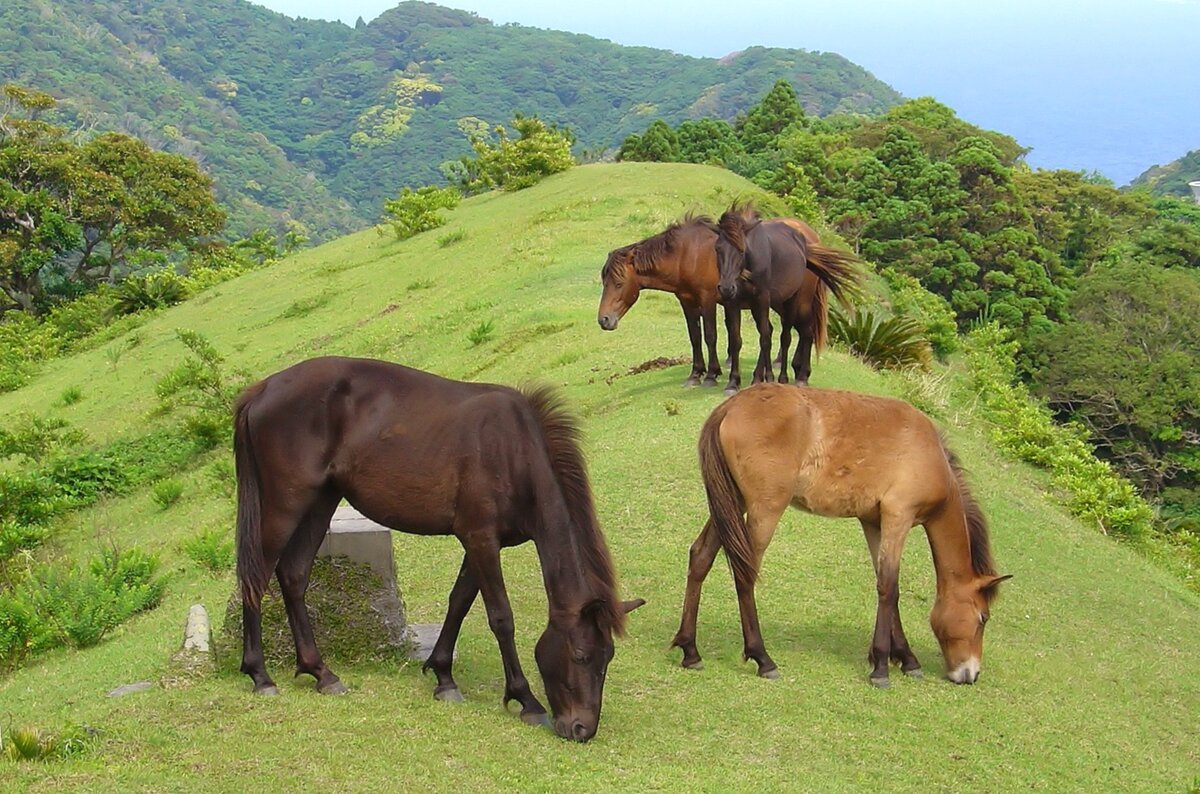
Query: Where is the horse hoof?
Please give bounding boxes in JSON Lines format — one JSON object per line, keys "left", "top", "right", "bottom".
{"left": 702, "top": 379, "right": 718, "bottom": 388}
{"left": 723, "top": 388, "right": 738, "bottom": 397}
{"left": 319, "top": 680, "right": 349, "bottom": 695}
{"left": 681, "top": 659, "right": 704, "bottom": 671}
{"left": 254, "top": 685, "right": 280, "bottom": 697}
{"left": 683, "top": 378, "right": 700, "bottom": 388}
{"left": 758, "top": 667, "right": 780, "bottom": 680}
{"left": 521, "top": 711, "right": 550, "bottom": 728}
{"left": 434, "top": 685, "right": 464, "bottom": 702}
{"left": 904, "top": 667, "right": 924, "bottom": 679}
{"left": 869, "top": 676, "right": 891, "bottom": 689}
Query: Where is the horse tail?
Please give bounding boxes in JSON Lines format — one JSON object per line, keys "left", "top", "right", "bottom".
{"left": 804, "top": 242, "right": 863, "bottom": 312}
{"left": 235, "top": 381, "right": 269, "bottom": 606}
{"left": 941, "top": 437, "right": 996, "bottom": 579}
{"left": 809, "top": 276, "right": 830, "bottom": 354}
{"left": 698, "top": 402, "right": 757, "bottom": 590}
{"left": 523, "top": 385, "right": 625, "bottom": 636}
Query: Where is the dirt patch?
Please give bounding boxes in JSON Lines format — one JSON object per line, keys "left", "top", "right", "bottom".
{"left": 605, "top": 355, "right": 689, "bottom": 384}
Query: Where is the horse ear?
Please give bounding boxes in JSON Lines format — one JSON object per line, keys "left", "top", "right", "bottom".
{"left": 621, "top": 598, "right": 646, "bottom": 614}
{"left": 979, "top": 574, "right": 1013, "bottom": 599}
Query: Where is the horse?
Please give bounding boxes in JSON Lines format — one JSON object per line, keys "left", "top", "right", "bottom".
{"left": 597, "top": 215, "right": 851, "bottom": 394}
{"left": 671, "top": 384, "right": 1011, "bottom": 687}
{"left": 715, "top": 203, "right": 860, "bottom": 386}
{"left": 233, "top": 356, "right": 644, "bottom": 742}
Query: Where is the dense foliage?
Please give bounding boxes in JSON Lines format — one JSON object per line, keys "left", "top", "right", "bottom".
{"left": 1132, "top": 146, "right": 1200, "bottom": 199}
{"left": 0, "top": 0, "right": 900, "bottom": 236}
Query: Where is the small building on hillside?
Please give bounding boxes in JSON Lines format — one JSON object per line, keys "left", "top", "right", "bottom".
{"left": 1190, "top": 180, "right": 1200, "bottom": 204}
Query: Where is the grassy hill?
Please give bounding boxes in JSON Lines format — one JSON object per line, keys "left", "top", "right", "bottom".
{"left": 0, "top": 1, "right": 900, "bottom": 237}
{"left": 1132, "top": 147, "right": 1200, "bottom": 198}
{"left": 1, "top": 163, "right": 1197, "bottom": 791}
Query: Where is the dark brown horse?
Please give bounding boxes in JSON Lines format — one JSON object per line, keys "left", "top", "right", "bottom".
{"left": 715, "top": 203, "right": 859, "bottom": 385}
{"left": 597, "top": 215, "right": 852, "bottom": 394}
{"left": 234, "top": 357, "right": 643, "bottom": 742}
{"left": 673, "top": 384, "right": 1010, "bottom": 687}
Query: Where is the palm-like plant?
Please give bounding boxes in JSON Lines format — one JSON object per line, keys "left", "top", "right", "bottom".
{"left": 829, "top": 307, "right": 933, "bottom": 371}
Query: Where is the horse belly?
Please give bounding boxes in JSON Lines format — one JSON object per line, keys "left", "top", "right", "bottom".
{"left": 791, "top": 469, "right": 879, "bottom": 520}
{"left": 332, "top": 440, "right": 460, "bottom": 536}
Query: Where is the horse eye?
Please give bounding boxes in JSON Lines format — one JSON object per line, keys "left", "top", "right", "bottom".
{"left": 574, "top": 650, "right": 592, "bottom": 665}
{"left": 980, "top": 612, "right": 990, "bottom": 626}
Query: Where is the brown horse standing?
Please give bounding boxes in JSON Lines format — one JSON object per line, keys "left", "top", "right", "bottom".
{"left": 672, "top": 384, "right": 1010, "bottom": 687}
{"left": 234, "top": 357, "right": 643, "bottom": 742}
{"left": 715, "top": 204, "right": 859, "bottom": 386}
{"left": 597, "top": 215, "right": 854, "bottom": 394}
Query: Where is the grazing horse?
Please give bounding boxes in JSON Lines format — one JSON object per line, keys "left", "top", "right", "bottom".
{"left": 715, "top": 203, "right": 859, "bottom": 385}
{"left": 234, "top": 357, "right": 644, "bottom": 742}
{"left": 597, "top": 215, "right": 852, "bottom": 394}
{"left": 672, "top": 384, "right": 1011, "bottom": 687}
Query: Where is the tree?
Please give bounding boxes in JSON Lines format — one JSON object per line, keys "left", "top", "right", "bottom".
{"left": 0, "top": 86, "right": 224, "bottom": 315}
{"left": 617, "top": 120, "right": 679, "bottom": 163}
{"left": 736, "top": 79, "right": 805, "bottom": 154}
{"left": 445, "top": 113, "right": 575, "bottom": 194}
{"left": 1029, "top": 260, "right": 1200, "bottom": 502}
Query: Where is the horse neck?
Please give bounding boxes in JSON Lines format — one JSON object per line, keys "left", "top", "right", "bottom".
{"left": 924, "top": 496, "right": 979, "bottom": 595}
{"left": 529, "top": 502, "right": 604, "bottom": 616}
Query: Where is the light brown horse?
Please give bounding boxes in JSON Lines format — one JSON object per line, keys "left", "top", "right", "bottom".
{"left": 672, "top": 384, "right": 1011, "bottom": 687}
{"left": 597, "top": 215, "right": 855, "bottom": 394}
{"left": 234, "top": 357, "right": 644, "bottom": 742}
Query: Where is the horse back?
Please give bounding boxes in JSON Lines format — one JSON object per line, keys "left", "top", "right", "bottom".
{"left": 237, "top": 357, "right": 539, "bottom": 537}
{"left": 719, "top": 385, "right": 954, "bottom": 521}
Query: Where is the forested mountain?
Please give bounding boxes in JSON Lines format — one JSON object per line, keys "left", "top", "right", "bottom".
{"left": 1133, "top": 148, "right": 1200, "bottom": 198}
{"left": 0, "top": 0, "right": 901, "bottom": 238}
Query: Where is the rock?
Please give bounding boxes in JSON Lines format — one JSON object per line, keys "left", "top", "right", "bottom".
{"left": 107, "top": 681, "right": 153, "bottom": 697}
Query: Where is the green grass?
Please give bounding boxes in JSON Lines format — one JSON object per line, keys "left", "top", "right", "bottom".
{"left": 0, "top": 163, "right": 1197, "bottom": 791}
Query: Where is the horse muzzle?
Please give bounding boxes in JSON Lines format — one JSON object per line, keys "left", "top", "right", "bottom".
{"left": 947, "top": 657, "right": 981, "bottom": 685}
{"left": 554, "top": 716, "right": 597, "bottom": 743}
{"left": 597, "top": 313, "right": 619, "bottom": 331}
{"left": 717, "top": 282, "right": 739, "bottom": 301}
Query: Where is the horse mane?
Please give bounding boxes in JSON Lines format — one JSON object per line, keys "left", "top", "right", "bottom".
{"left": 522, "top": 385, "right": 627, "bottom": 636}
{"left": 718, "top": 200, "right": 761, "bottom": 251}
{"left": 943, "top": 442, "right": 998, "bottom": 590}
{"left": 600, "top": 213, "right": 716, "bottom": 283}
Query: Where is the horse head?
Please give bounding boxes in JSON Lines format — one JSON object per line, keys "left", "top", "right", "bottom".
{"left": 715, "top": 205, "right": 758, "bottom": 301}
{"left": 597, "top": 246, "right": 640, "bottom": 331}
{"left": 535, "top": 597, "right": 645, "bottom": 741}
{"left": 929, "top": 574, "right": 1012, "bottom": 684}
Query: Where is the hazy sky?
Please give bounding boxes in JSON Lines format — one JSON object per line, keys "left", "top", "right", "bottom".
{"left": 252, "top": 0, "right": 1200, "bottom": 183}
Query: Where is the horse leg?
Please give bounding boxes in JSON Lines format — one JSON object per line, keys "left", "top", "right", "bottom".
{"left": 671, "top": 519, "right": 722, "bottom": 669}
{"left": 860, "top": 519, "right": 921, "bottom": 677}
{"left": 276, "top": 492, "right": 345, "bottom": 694}
{"left": 464, "top": 534, "right": 547, "bottom": 725}
{"left": 752, "top": 296, "right": 775, "bottom": 384}
{"left": 241, "top": 509, "right": 304, "bottom": 695}
{"left": 701, "top": 302, "right": 721, "bottom": 386}
{"left": 680, "top": 300, "right": 705, "bottom": 387}
{"left": 422, "top": 555, "right": 479, "bottom": 702}
{"left": 792, "top": 319, "right": 813, "bottom": 386}
{"left": 736, "top": 499, "right": 787, "bottom": 678}
{"left": 866, "top": 513, "right": 915, "bottom": 688}
{"left": 776, "top": 307, "right": 796, "bottom": 385}
{"left": 723, "top": 306, "right": 743, "bottom": 396}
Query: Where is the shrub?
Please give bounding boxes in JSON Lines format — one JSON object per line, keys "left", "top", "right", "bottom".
{"left": 1, "top": 723, "right": 99, "bottom": 762}
{"left": 382, "top": 185, "right": 461, "bottom": 241}
{"left": 0, "top": 414, "right": 86, "bottom": 463}
{"left": 881, "top": 268, "right": 959, "bottom": 360}
{"left": 0, "top": 520, "right": 48, "bottom": 562}
{"left": 445, "top": 113, "right": 576, "bottom": 194}
{"left": 181, "top": 527, "right": 234, "bottom": 574}
{"left": 829, "top": 308, "right": 932, "bottom": 370}
{"left": 467, "top": 319, "right": 495, "bottom": 346}
{"left": 155, "top": 330, "right": 251, "bottom": 447}
{"left": 0, "top": 590, "right": 46, "bottom": 672}
{"left": 963, "top": 324, "right": 1155, "bottom": 540}
{"left": 151, "top": 478, "right": 184, "bottom": 510}
{"left": 111, "top": 270, "right": 188, "bottom": 316}
{"left": 29, "top": 547, "right": 165, "bottom": 650}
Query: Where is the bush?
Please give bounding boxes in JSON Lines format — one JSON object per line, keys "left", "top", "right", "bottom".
{"left": 445, "top": 113, "right": 576, "bottom": 194}
{"left": 1, "top": 723, "right": 100, "bottom": 762}
{"left": 0, "top": 590, "right": 46, "bottom": 672}
{"left": 963, "top": 323, "right": 1155, "bottom": 540}
{"left": 155, "top": 330, "right": 251, "bottom": 447}
{"left": 829, "top": 308, "right": 932, "bottom": 370}
{"left": 881, "top": 268, "right": 959, "bottom": 360}
{"left": 151, "top": 478, "right": 184, "bottom": 510}
{"left": 181, "top": 527, "right": 234, "bottom": 574}
{"left": 111, "top": 270, "right": 188, "bottom": 316}
{"left": 29, "top": 547, "right": 165, "bottom": 650}
{"left": 381, "top": 185, "right": 461, "bottom": 241}
{"left": 0, "top": 413, "right": 86, "bottom": 463}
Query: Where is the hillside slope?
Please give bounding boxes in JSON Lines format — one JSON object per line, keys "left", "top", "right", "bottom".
{"left": 0, "top": 1, "right": 900, "bottom": 235}
{"left": 1132, "top": 147, "right": 1200, "bottom": 197}
{"left": 1, "top": 164, "right": 1197, "bottom": 791}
